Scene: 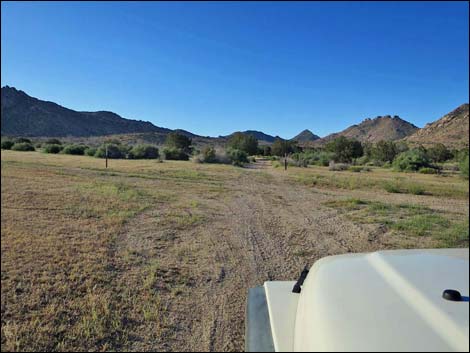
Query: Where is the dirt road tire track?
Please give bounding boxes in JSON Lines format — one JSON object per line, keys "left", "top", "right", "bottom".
{"left": 114, "top": 161, "right": 431, "bottom": 351}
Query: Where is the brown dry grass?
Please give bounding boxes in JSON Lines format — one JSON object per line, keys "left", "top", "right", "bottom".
{"left": 1, "top": 151, "right": 468, "bottom": 351}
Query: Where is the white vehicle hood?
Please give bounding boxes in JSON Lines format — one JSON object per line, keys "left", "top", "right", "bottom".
{"left": 293, "top": 248, "right": 469, "bottom": 352}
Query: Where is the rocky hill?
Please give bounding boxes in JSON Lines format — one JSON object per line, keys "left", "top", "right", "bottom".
{"left": 313, "top": 115, "right": 418, "bottom": 146}
{"left": 221, "top": 130, "right": 279, "bottom": 143}
{"left": 1, "top": 86, "right": 169, "bottom": 137}
{"left": 291, "top": 129, "right": 320, "bottom": 142}
{"left": 405, "top": 104, "right": 469, "bottom": 149}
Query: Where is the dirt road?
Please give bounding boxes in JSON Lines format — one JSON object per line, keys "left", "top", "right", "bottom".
{"left": 118, "top": 161, "right": 394, "bottom": 351}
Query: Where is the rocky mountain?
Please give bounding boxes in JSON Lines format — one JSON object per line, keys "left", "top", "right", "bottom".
{"left": 222, "top": 130, "right": 279, "bottom": 143}
{"left": 291, "top": 129, "right": 320, "bottom": 142}
{"left": 1, "top": 86, "right": 170, "bottom": 137}
{"left": 312, "top": 115, "right": 418, "bottom": 146}
{"left": 405, "top": 104, "right": 469, "bottom": 149}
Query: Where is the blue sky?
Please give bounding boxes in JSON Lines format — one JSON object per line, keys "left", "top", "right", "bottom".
{"left": 1, "top": 1, "right": 468, "bottom": 138}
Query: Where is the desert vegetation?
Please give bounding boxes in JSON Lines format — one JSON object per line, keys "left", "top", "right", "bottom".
{"left": 1, "top": 147, "right": 468, "bottom": 351}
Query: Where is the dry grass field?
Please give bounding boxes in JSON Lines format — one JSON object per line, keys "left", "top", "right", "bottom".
{"left": 1, "top": 151, "right": 468, "bottom": 351}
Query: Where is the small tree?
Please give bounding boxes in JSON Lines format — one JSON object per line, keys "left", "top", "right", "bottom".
{"left": 372, "top": 140, "right": 398, "bottom": 163}
{"left": 227, "top": 132, "right": 258, "bottom": 156}
{"left": 271, "top": 138, "right": 297, "bottom": 156}
{"left": 426, "top": 144, "right": 452, "bottom": 163}
{"left": 325, "top": 136, "right": 363, "bottom": 163}
{"left": 165, "top": 132, "right": 192, "bottom": 153}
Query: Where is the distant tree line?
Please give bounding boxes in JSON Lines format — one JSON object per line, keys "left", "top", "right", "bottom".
{"left": 2, "top": 134, "right": 468, "bottom": 177}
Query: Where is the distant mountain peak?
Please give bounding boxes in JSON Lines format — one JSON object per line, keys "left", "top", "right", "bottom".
{"left": 313, "top": 114, "right": 418, "bottom": 145}
{"left": 292, "top": 129, "right": 320, "bottom": 142}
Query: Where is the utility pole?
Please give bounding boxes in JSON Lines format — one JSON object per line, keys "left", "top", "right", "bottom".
{"left": 105, "top": 144, "right": 108, "bottom": 169}
{"left": 284, "top": 139, "right": 288, "bottom": 171}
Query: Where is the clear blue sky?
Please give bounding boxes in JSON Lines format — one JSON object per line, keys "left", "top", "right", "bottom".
{"left": 2, "top": 1, "right": 468, "bottom": 138}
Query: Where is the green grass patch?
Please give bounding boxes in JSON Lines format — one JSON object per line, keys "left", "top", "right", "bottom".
{"left": 325, "top": 198, "right": 468, "bottom": 247}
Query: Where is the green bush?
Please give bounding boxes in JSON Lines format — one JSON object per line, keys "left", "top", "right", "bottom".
{"left": 197, "top": 146, "right": 217, "bottom": 163}
{"left": 227, "top": 148, "right": 248, "bottom": 166}
{"left": 384, "top": 181, "right": 401, "bottom": 193}
{"left": 43, "top": 144, "right": 63, "bottom": 154}
{"left": 1, "top": 140, "right": 14, "bottom": 150}
{"left": 227, "top": 132, "right": 259, "bottom": 155}
{"left": 44, "top": 138, "right": 62, "bottom": 145}
{"left": 15, "top": 138, "right": 32, "bottom": 144}
{"left": 460, "top": 155, "right": 469, "bottom": 179}
{"left": 271, "top": 138, "right": 298, "bottom": 157}
{"left": 128, "top": 144, "right": 159, "bottom": 159}
{"left": 95, "top": 144, "right": 124, "bottom": 159}
{"left": 408, "top": 184, "right": 426, "bottom": 195}
{"left": 165, "top": 132, "right": 192, "bottom": 154}
{"left": 62, "top": 144, "right": 88, "bottom": 155}
{"left": 419, "top": 167, "right": 439, "bottom": 174}
{"left": 84, "top": 147, "right": 97, "bottom": 157}
{"left": 11, "top": 142, "right": 35, "bottom": 151}
{"left": 426, "top": 144, "right": 452, "bottom": 163}
{"left": 163, "top": 147, "right": 189, "bottom": 160}
{"left": 325, "top": 136, "right": 363, "bottom": 163}
{"left": 393, "top": 149, "right": 432, "bottom": 172}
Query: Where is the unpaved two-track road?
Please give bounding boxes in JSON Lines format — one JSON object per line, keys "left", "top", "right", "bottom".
{"left": 119, "top": 160, "right": 395, "bottom": 351}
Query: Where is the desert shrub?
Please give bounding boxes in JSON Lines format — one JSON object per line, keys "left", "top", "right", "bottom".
{"left": 354, "top": 155, "right": 370, "bottom": 166}
{"left": 227, "top": 132, "right": 259, "bottom": 156}
{"left": 62, "top": 144, "right": 88, "bottom": 155}
{"left": 1, "top": 140, "right": 14, "bottom": 150}
{"left": 11, "top": 142, "right": 35, "bottom": 151}
{"left": 227, "top": 148, "right": 248, "bottom": 166}
{"left": 460, "top": 155, "right": 469, "bottom": 179}
{"left": 165, "top": 132, "right": 192, "bottom": 153}
{"left": 163, "top": 147, "right": 189, "bottom": 160}
{"left": 128, "top": 144, "right": 159, "bottom": 159}
{"left": 371, "top": 140, "right": 398, "bottom": 163}
{"left": 408, "top": 184, "right": 426, "bottom": 195}
{"left": 262, "top": 145, "right": 272, "bottom": 156}
{"left": 15, "top": 137, "right": 32, "bottom": 144}
{"left": 43, "top": 144, "right": 63, "bottom": 154}
{"left": 328, "top": 161, "right": 349, "bottom": 171}
{"left": 95, "top": 144, "right": 124, "bottom": 159}
{"left": 426, "top": 144, "right": 452, "bottom": 163}
{"left": 393, "top": 149, "right": 432, "bottom": 172}
{"left": 85, "top": 147, "right": 97, "bottom": 156}
{"left": 384, "top": 181, "right": 401, "bottom": 193}
{"left": 419, "top": 167, "right": 439, "bottom": 174}
{"left": 325, "top": 136, "right": 363, "bottom": 163}
{"left": 197, "top": 146, "right": 217, "bottom": 163}
{"left": 271, "top": 138, "right": 298, "bottom": 156}
{"left": 45, "top": 138, "right": 62, "bottom": 145}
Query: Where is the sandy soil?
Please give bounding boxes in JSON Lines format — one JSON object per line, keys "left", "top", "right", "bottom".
{"left": 118, "top": 160, "right": 441, "bottom": 352}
